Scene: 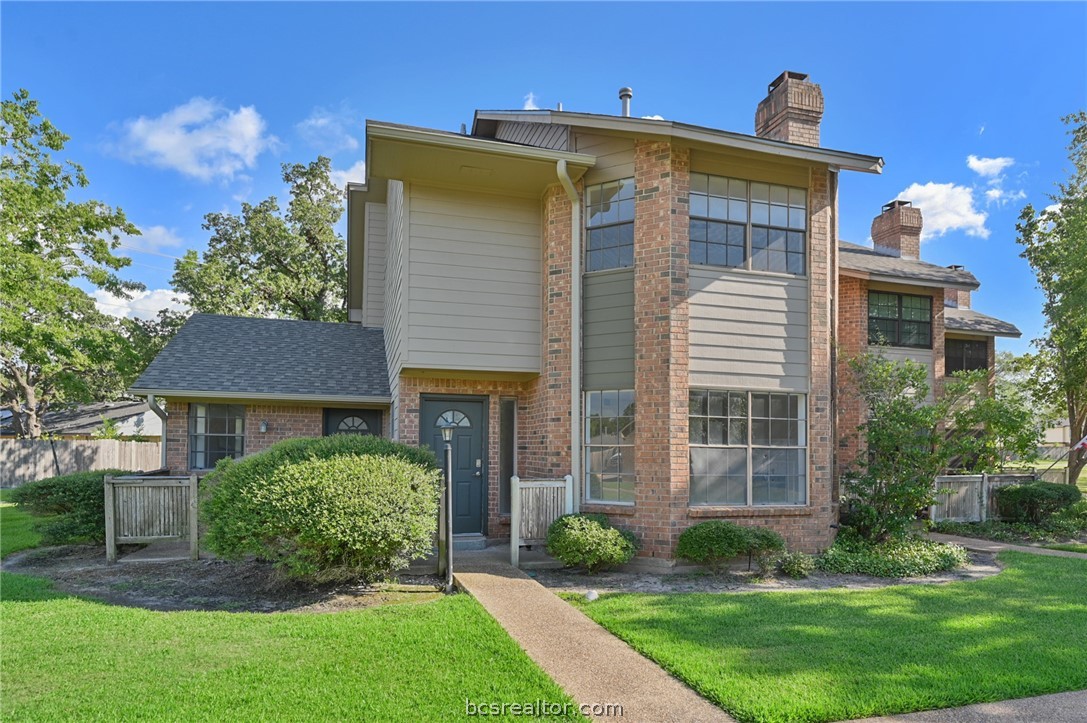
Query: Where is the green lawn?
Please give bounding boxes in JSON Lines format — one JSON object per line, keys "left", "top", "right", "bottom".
{"left": 569, "top": 552, "right": 1087, "bottom": 723}
{"left": 1, "top": 493, "right": 583, "bottom": 721}
{"left": 1046, "top": 542, "right": 1087, "bottom": 553}
{"left": 0, "top": 489, "right": 46, "bottom": 558}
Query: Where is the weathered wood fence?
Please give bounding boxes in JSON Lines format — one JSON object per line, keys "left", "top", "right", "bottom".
{"left": 1, "top": 439, "right": 160, "bottom": 487}
{"left": 510, "top": 475, "right": 574, "bottom": 568}
{"left": 931, "top": 473, "right": 1037, "bottom": 523}
{"left": 104, "top": 474, "right": 198, "bottom": 563}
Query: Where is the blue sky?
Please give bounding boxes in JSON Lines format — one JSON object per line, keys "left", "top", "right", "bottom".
{"left": 4, "top": 2, "right": 1085, "bottom": 354}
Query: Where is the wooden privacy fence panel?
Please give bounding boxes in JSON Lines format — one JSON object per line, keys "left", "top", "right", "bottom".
{"left": 931, "top": 473, "right": 1038, "bottom": 523}
{"left": 0, "top": 439, "right": 160, "bottom": 487}
{"left": 105, "top": 475, "right": 198, "bottom": 563}
{"left": 510, "top": 475, "right": 574, "bottom": 568}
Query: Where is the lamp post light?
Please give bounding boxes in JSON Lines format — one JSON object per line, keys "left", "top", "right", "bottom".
{"left": 439, "top": 423, "right": 456, "bottom": 593}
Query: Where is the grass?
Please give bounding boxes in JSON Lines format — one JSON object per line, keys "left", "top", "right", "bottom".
{"left": 1, "top": 495, "right": 584, "bottom": 721}
{"left": 568, "top": 552, "right": 1087, "bottom": 723}
{"left": 1046, "top": 542, "right": 1087, "bottom": 553}
{"left": 0, "top": 489, "right": 48, "bottom": 558}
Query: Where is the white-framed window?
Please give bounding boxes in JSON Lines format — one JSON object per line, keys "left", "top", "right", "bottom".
{"left": 189, "top": 403, "right": 245, "bottom": 469}
{"left": 689, "top": 173, "right": 807, "bottom": 275}
{"left": 584, "top": 389, "right": 635, "bottom": 503}
{"left": 585, "top": 178, "right": 635, "bottom": 272}
{"left": 689, "top": 390, "right": 807, "bottom": 506}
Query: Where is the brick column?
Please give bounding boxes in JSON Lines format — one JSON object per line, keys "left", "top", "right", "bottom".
{"left": 630, "top": 140, "right": 690, "bottom": 561}
{"left": 836, "top": 275, "right": 869, "bottom": 478}
{"left": 932, "top": 288, "right": 947, "bottom": 398}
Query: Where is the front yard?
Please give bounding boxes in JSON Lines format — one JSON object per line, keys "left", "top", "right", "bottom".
{"left": 568, "top": 552, "right": 1087, "bottom": 723}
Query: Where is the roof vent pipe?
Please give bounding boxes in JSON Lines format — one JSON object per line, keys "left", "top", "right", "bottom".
{"left": 619, "top": 87, "right": 632, "bottom": 117}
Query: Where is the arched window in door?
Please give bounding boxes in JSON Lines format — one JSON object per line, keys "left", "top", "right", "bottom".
{"left": 336, "top": 416, "right": 370, "bottom": 433}
{"left": 435, "top": 410, "right": 471, "bottom": 428}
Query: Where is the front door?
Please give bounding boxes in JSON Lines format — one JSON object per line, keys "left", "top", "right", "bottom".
{"left": 421, "top": 397, "right": 486, "bottom": 535}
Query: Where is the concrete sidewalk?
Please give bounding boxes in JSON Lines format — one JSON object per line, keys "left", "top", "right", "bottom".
{"left": 929, "top": 533, "right": 1087, "bottom": 560}
{"left": 856, "top": 689, "right": 1087, "bottom": 722}
{"left": 454, "top": 551, "right": 731, "bottom": 722}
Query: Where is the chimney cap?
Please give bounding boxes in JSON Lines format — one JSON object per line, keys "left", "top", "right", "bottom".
{"left": 947, "top": 264, "right": 965, "bottom": 271}
{"left": 882, "top": 199, "right": 913, "bottom": 213}
{"left": 768, "top": 71, "right": 811, "bottom": 92}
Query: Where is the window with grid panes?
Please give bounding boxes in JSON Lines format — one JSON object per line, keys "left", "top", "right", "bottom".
{"left": 868, "top": 292, "right": 932, "bottom": 348}
{"left": 689, "top": 174, "right": 807, "bottom": 275}
{"left": 689, "top": 390, "right": 807, "bottom": 506}
{"left": 189, "top": 404, "right": 245, "bottom": 469}
{"left": 585, "top": 178, "right": 635, "bottom": 272}
{"left": 945, "top": 338, "right": 988, "bottom": 374}
{"left": 584, "top": 390, "right": 636, "bottom": 503}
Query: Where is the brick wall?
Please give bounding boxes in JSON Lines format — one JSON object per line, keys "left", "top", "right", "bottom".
{"left": 836, "top": 275, "right": 869, "bottom": 477}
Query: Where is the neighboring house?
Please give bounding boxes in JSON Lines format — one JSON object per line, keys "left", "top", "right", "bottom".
{"left": 0, "top": 400, "right": 163, "bottom": 441}
{"left": 132, "top": 71, "right": 1016, "bottom": 564}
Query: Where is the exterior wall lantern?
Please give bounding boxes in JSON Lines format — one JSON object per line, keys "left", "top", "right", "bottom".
{"left": 259, "top": 420, "right": 269, "bottom": 433}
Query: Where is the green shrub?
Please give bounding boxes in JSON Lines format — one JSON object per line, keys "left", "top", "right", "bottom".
{"left": 1054, "top": 499, "right": 1087, "bottom": 527}
{"left": 203, "top": 436, "right": 441, "bottom": 582}
{"left": 8, "top": 469, "right": 129, "bottom": 545}
{"left": 817, "top": 537, "right": 968, "bottom": 577}
{"left": 675, "top": 521, "right": 749, "bottom": 573}
{"left": 546, "top": 514, "right": 638, "bottom": 573}
{"left": 745, "top": 526, "right": 786, "bottom": 574}
{"left": 778, "top": 550, "right": 816, "bottom": 579}
{"left": 995, "top": 482, "right": 1081, "bottom": 524}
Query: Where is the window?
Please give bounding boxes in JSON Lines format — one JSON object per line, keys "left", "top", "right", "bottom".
{"left": 585, "top": 178, "right": 635, "bottom": 272}
{"left": 499, "top": 397, "right": 516, "bottom": 514}
{"left": 868, "top": 292, "right": 932, "bottom": 348}
{"left": 336, "top": 416, "right": 369, "bottom": 433}
{"left": 435, "top": 410, "right": 471, "bottom": 428}
{"left": 689, "top": 173, "right": 807, "bottom": 275}
{"left": 689, "top": 390, "right": 806, "bottom": 506}
{"left": 584, "top": 390, "right": 635, "bottom": 503}
{"left": 946, "top": 338, "right": 988, "bottom": 375}
{"left": 189, "top": 404, "right": 245, "bottom": 469}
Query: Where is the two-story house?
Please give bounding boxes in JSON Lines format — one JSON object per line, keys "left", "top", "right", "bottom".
{"left": 132, "top": 71, "right": 1017, "bottom": 566}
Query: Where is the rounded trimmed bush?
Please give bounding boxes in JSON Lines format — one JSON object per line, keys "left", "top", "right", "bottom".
{"left": 745, "top": 526, "right": 787, "bottom": 574}
{"left": 816, "top": 537, "right": 968, "bottom": 577}
{"left": 546, "top": 513, "right": 637, "bottom": 573}
{"left": 203, "top": 435, "right": 441, "bottom": 582}
{"left": 9, "top": 469, "right": 130, "bottom": 545}
{"left": 675, "top": 521, "right": 749, "bottom": 573}
{"left": 995, "top": 482, "right": 1081, "bottom": 524}
{"left": 778, "top": 550, "right": 816, "bottom": 579}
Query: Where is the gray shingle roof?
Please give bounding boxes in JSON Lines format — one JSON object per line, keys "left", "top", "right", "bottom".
{"left": 945, "top": 307, "right": 1021, "bottom": 337}
{"left": 130, "top": 314, "right": 390, "bottom": 401}
{"left": 839, "top": 241, "right": 979, "bottom": 289}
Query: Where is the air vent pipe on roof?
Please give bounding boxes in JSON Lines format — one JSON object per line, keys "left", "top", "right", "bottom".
{"left": 619, "top": 87, "right": 632, "bottom": 117}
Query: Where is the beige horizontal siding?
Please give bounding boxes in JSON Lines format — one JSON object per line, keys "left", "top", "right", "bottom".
{"left": 364, "top": 202, "right": 387, "bottom": 327}
{"left": 875, "top": 345, "right": 936, "bottom": 401}
{"left": 583, "top": 269, "right": 634, "bottom": 389}
{"left": 406, "top": 184, "right": 541, "bottom": 373}
{"left": 689, "top": 268, "right": 810, "bottom": 392}
{"left": 573, "top": 131, "right": 635, "bottom": 184}
{"left": 690, "top": 148, "right": 810, "bottom": 187}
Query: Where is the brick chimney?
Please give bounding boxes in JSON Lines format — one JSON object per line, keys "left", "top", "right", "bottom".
{"left": 871, "top": 200, "right": 923, "bottom": 259}
{"left": 945, "top": 271, "right": 971, "bottom": 308}
{"left": 755, "top": 71, "right": 824, "bottom": 147}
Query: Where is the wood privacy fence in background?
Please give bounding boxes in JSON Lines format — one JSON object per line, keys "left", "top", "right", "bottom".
{"left": 0, "top": 439, "right": 161, "bottom": 487}
{"left": 105, "top": 474, "right": 198, "bottom": 563}
{"left": 510, "top": 475, "right": 574, "bottom": 568}
{"left": 931, "top": 473, "right": 1037, "bottom": 523}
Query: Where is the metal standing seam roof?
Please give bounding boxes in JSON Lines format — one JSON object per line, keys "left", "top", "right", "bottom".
{"left": 945, "top": 307, "right": 1022, "bottom": 338}
{"left": 129, "top": 314, "right": 391, "bottom": 402}
{"left": 839, "top": 241, "right": 980, "bottom": 289}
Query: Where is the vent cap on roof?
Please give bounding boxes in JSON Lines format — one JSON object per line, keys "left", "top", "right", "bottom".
{"left": 619, "top": 87, "right": 633, "bottom": 117}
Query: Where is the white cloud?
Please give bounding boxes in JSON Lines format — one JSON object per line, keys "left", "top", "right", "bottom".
{"left": 897, "top": 182, "right": 989, "bottom": 240}
{"left": 296, "top": 104, "right": 359, "bottom": 153}
{"left": 120, "top": 225, "right": 185, "bottom": 254}
{"left": 966, "top": 154, "right": 1014, "bottom": 178}
{"left": 984, "top": 187, "right": 1027, "bottom": 206}
{"left": 94, "top": 288, "right": 189, "bottom": 320}
{"left": 641, "top": 114, "right": 665, "bottom": 121}
{"left": 329, "top": 160, "right": 367, "bottom": 190}
{"left": 522, "top": 92, "right": 540, "bottom": 111}
{"left": 110, "top": 98, "right": 278, "bottom": 182}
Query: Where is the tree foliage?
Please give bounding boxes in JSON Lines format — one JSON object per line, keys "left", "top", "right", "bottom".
{"left": 842, "top": 353, "right": 1039, "bottom": 543}
{"left": 172, "top": 157, "right": 347, "bottom": 321}
{"left": 1016, "top": 111, "right": 1087, "bottom": 485}
{"left": 1, "top": 89, "right": 143, "bottom": 438}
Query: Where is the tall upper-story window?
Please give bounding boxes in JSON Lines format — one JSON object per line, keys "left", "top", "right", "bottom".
{"left": 868, "top": 292, "right": 932, "bottom": 348}
{"left": 585, "top": 178, "right": 635, "bottom": 272}
{"left": 689, "top": 173, "right": 807, "bottom": 275}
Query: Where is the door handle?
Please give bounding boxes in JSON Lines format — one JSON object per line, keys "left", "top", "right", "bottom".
{"left": 474, "top": 471, "right": 482, "bottom": 477}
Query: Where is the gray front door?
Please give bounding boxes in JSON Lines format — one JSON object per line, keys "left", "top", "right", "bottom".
{"left": 421, "top": 397, "right": 486, "bottom": 535}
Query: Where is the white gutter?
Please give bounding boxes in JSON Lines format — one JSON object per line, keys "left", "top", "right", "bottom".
{"left": 145, "top": 395, "right": 168, "bottom": 470}
{"left": 556, "top": 159, "right": 582, "bottom": 512}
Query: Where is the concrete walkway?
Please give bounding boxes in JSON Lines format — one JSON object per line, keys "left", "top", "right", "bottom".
{"left": 856, "top": 689, "right": 1087, "bottom": 722}
{"left": 454, "top": 551, "right": 731, "bottom": 722}
{"left": 929, "top": 533, "right": 1087, "bottom": 560}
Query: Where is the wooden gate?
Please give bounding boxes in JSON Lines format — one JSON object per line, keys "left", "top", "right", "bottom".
{"left": 104, "top": 474, "right": 198, "bottom": 563}
{"left": 509, "top": 475, "right": 574, "bottom": 567}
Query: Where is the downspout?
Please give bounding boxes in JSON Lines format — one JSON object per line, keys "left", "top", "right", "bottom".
{"left": 146, "top": 395, "right": 168, "bottom": 471}
{"left": 556, "top": 160, "right": 582, "bottom": 512}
